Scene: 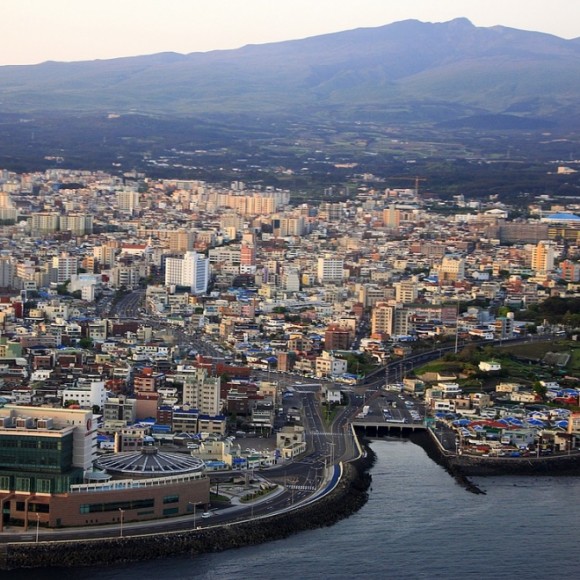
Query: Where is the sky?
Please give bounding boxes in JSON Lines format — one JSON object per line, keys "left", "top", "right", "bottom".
{"left": 1, "top": 0, "right": 578, "bottom": 66}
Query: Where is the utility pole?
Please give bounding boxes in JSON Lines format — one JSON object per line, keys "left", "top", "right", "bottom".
{"left": 455, "top": 299, "right": 460, "bottom": 354}
{"left": 118, "top": 508, "right": 124, "bottom": 538}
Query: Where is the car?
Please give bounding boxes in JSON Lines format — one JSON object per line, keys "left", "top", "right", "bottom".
{"left": 202, "top": 512, "right": 211, "bottom": 519}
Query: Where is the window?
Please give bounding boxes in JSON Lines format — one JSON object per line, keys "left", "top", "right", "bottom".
{"left": 15, "top": 477, "right": 31, "bottom": 492}
{"left": 163, "top": 494, "right": 179, "bottom": 504}
{"left": 37, "top": 479, "right": 52, "bottom": 494}
{"left": 80, "top": 498, "right": 155, "bottom": 514}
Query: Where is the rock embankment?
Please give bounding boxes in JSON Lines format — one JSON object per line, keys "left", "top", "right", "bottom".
{"left": 3, "top": 449, "right": 375, "bottom": 570}
{"left": 410, "top": 429, "right": 580, "bottom": 482}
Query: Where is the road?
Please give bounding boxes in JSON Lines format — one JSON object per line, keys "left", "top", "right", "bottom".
{"left": 0, "top": 387, "right": 351, "bottom": 545}
{"left": 109, "top": 288, "right": 145, "bottom": 318}
{"left": 12, "top": 297, "right": 544, "bottom": 543}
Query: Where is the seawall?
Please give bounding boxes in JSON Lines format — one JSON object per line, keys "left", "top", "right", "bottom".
{"left": 2, "top": 449, "right": 375, "bottom": 571}
{"left": 410, "top": 428, "right": 580, "bottom": 478}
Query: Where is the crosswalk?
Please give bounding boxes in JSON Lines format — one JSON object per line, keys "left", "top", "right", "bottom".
{"left": 287, "top": 484, "right": 317, "bottom": 491}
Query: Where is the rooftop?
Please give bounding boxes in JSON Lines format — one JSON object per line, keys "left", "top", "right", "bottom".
{"left": 95, "top": 447, "right": 205, "bottom": 477}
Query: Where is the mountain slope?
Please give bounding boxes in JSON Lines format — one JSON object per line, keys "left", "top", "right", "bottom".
{"left": 0, "top": 18, "right": 578, "bottom": 126}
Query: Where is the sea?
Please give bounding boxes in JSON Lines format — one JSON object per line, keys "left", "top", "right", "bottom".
{"left": 10, "top": 439, "right": 580, "bottom": 580}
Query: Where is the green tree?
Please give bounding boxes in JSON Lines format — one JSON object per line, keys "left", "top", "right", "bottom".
{"left": 56, "top": 280, "right": 71, "bottom": 295}
{"left": 533, "top": 381, "right": 547, "bottom": 401}
{"left": 78, "top": 337, "right": 94, "bottom": 349}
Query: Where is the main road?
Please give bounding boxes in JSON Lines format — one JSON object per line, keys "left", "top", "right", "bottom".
{"left": 0, "top": 386, "right": 358, "bottom": 544}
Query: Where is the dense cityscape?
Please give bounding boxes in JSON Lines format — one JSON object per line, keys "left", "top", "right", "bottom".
{"left": 0, "top": 159, "right": 578, "bottom": 560}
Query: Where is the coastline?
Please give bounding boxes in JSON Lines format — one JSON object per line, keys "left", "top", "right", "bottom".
{"left": 1, "top": 447, "right": 375, "bottom": 571}
{"left": 410, "top": 429, "right": 580, "bottom": 482}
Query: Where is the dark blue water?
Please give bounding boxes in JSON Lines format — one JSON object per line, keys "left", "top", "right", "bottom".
{"left": 10, "top": 439, "right": 580, "bottom": 579}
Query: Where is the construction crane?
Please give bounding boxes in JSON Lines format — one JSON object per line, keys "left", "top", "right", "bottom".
{"left": 389, "top": 176, "right": 427, "bottom": 197}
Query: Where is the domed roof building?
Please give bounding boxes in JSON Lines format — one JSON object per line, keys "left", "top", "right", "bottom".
{"left": 95, "top": 447, "right": 205, "bottom": 478}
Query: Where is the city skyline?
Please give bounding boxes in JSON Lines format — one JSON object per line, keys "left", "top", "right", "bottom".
{"left": 1, "top": 0, "right": 578, "bottom": 67}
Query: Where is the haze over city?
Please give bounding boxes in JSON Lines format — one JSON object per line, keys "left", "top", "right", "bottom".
{"left": 2, "top": 0, "right": 578, "bottom": 66}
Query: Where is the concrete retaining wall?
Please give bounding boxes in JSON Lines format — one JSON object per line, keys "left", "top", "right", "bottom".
{"left": 2, "top": 449, "right": 375, "bottom": 571}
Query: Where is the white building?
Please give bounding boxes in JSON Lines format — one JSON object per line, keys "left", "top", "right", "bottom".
{"left": 0, "top": 255, "right": 15, "bottom": 288}
{"left": 52, "top": 252, "right": 78, "bottom": 284}
{"left": 317, "top": 256, "right": 344, "bottom": 284}
{"left": 116, "top": 188, "right": 140, "bottom": 214}
{"left": 315, "top": 351, "right": 348, "bottom": 378}
{"left": 62, "top": 380, "right": 107, "bottom": 412}
{"left": 176, "top": 366, "right": 222, "bottom": 416}
{"left": 165, "top": 251, "right": 210, "bottom": 294}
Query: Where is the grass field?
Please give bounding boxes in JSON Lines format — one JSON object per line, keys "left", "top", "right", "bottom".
{"left": 415, "top": 339, "right": 580, "bottom": 387}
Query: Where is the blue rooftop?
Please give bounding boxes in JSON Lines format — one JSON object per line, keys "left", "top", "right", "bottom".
{"left": 545, "top": 212, "right": 580, "bottom": 221}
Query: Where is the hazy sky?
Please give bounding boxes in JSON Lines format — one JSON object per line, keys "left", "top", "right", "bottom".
{"left": 2, "top": 0, "right": 578, "bottom": 66}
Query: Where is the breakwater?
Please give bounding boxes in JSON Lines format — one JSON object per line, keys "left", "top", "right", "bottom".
{"left": 410, "top": 428, "right": 580, "bottom": 478}
{"left": 446, "top": 450, "right": 580, "bottom": 476}
{"left": 2, "top": 449, "right": 375, "bottom": 571}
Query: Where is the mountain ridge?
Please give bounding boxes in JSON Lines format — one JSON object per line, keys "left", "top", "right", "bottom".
{"left": 0, "top": 18, "right": 578, "bottom": 128}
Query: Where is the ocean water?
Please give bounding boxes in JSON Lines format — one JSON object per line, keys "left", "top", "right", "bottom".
{"left": 11, "top": 439, "right": 580, "bottom": 580}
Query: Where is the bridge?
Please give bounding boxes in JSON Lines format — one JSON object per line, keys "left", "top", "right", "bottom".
{"left": 351, "top": 419, "right": 426, "bottom": 436}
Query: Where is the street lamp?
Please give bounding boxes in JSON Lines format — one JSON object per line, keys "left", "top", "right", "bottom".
{"left": 190, "top": 502, "right": 197, "bottom": 528}
{"left": 35, "top": 512, "right": 40, "bottom": 544}
{"left": 118, "top": 508, "right": 124, "bottom": 538}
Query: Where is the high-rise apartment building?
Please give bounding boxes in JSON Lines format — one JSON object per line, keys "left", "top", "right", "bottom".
{"left": 372, "top": 302, "right": 410, "bottom": 337}
{"left": 31, "top": 212, "right": 59, "bottom": 234}
{"left": 52, "top": 252, "right": 78, "bottom": 284}
{"left": 0, "top": 255, "right": 15, "bottom": 288}
{"left": 169, "top": 230, "right": 195, "bottom": 253}
{"left": 383, "top": 205, "right": 401, "bottom": 229}
{"left": 93, "top": 244, "right": 117, "bottom": 269}
{"left": 177, "top": 366, "right": 221, "bottom": 416}
{"left": 165, "top": 251, "right": 210, "bottom": 294}
{"left": 531, "top": 241, "right": 555, "bottom": 273}
{"left": 0, "top": 191, "right": 17, "bottom": 223}
{"left": 317, "top": 256, "right": 344, "bottom": 284}
{"left": 395, "top": 278, "right": 419, "bottom": 304}
{"left": 59, "top": 213, "right": 94, "bottom": 236}
{"left": 116, "top": 189, "right": 140, "bottom": 214}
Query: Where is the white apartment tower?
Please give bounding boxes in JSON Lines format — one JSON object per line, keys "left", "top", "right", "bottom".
{"left": 0, "top": 255, "right": 15, "bottom": 288}
{"left": 59, "top": 214, "right": 94, "bottom": 236}
{"left": 165, "top": 251, "right": 210, "bottom": 294}
{"left": 31, "top": 213, "right": 59, "bottom": 234}
{"left": 179, "top": 366, "right": 221, "bottom": 416}
{"left": 116, "top": 189, "right": 140, "bottom": 214}
{"left": 52, "top": 252, "right": 78, "bottom": 284}
{"left": 317, "top": 256, "right": 344, "bottom": 284}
